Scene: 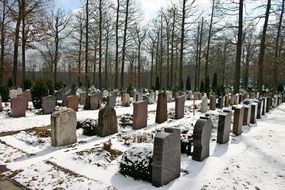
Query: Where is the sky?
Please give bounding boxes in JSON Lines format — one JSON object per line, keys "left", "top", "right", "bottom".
{"left": 55, "top": 0, "right": 210, "bottom": 22}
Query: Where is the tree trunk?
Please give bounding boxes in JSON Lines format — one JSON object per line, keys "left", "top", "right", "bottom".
{"left": 78, "top": 22, "right": 83, "bottom": 86}
{"left": 179, "top": 0, "right": 186, "bottom": 89}
{"left": 54, "top": 15, "right": 59, "bottom": 86}
{"left": 98, "top": 0, "right": 102, "bottom": 89}
{"left": 138, "top": 43, "right": 141, "bottom": 89}
{"left": 160, "top": 14, "right": 163, "bottom": 87}
{"left": 234, "top": 0, "right": 243, "bottom": 94}
{"left": 85, "top": 0, "right": 89, "bottom": 87}
{"left": 120, "top": 0, "right": 130, "bottom": 89}
{"left": 170, "top": 8, "right": 175, "bottom": 87}
{"left": 150, "top": 41, "right": 154, "bottom": 88}
{"left": 115, "top": 0, "right": 119, "bottom": 89}
{"left": 105, "top": 32, "right": 109, "bottom": 89}
{"left": 13, "top": 8, "right": 21, "bottom": 86}
{"left": 0, "top": 1, "right": 7, "bottom": 86}
{"left": 257, "top": 0, "right": 271, "bottom": 92}
{"left": 198, "top": 18, "right": 204, "bottom": 90}
{"left": 194, "top": 21, "right": 200, "bottom": 91}
{"left": 21, "top": 13, "right": 26, "bottom": 87}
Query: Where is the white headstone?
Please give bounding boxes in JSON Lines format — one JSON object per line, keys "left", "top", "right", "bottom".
{"left": 9, "top": 89, "right": 18, "bottom": 99}
{"left": 200, "top": 93, "right": 208, "bottom": 113}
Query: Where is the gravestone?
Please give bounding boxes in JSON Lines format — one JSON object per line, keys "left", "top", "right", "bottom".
{"left": 266, "top": 97, "right": 271, "bottom": 112}
{"left": 224, "top": 95, "right": 230, "bottom": 107}
{"left": 24, "top": 89, "right": 32, "bottom": 101}
{"left": 218, "top": 96, "right": 224, "bottom": 109}
{"left": 249, "top": 92, "right": 255, "bottom": 99}
{"left": 42, "top": 96, "right": 57, "bottom": 114}
{"left": 96, "top": 106, "right": 118, "bottom": 137}
{"left": 56, "top": 89, "right": 66, "bottom": 101}
{"left": 122, "top": 93, "right": 131, "bottom": 107}
{"left": 11, "top": 95, "right": 26, "bottom": 118}
{"left": 67, "top": 95, "right": 79, "bottom": 111}
{"left": 90, "top": 94, "right": 101, "bottom": 110}
{"left": 217, "top": 111, "right": 232, "bottom": 144}
{"left": 261, "top": 97, "right": 266, "bottom": 115}
{"left": 132, "top": 101, "right": 148, "bottom": 130}
{"left": 94, "top": 92, "right": 103, "bottom": 102}
{"left": 210, "top": 95, "right": 216, "bottom": 110}
{"left": 200, "top": 93, "right": 208, "bottom": 113}
{"left": 19, "top": 93, "right": 28, "bottom": 110}
{"left": 230, "top": 94, "right": 235, "bottom": 106}
{"left": 103, "top": 90, "right": 109, "bottom": 97}
{"left": 9, "top": 89, "right": 18, "bottom": 99}
{"left": 235, "top": 93, "right": 240, "bottom": 105}
{"left": 250, "top": 102, "right": 258, "bottom": 124}
{"left": 256, "top": 92, "right": 260, "bottom": 99}
{"left": 175, "top": 95, "right": 185, "bottom": 119}
{"left": 51, "top": 107, "right": 77, "bottom": 146}
{"left": 166, "top": 91, "right": 173, "bottom": 102}
{"left": 107, "top": 95, "right": 116, "bottom": 108}
{"left": 152, "top": 128, "right": 181, "bottom": 187}
{"left": 192, "top": 117, "right": 213, "bottom": 161}
{"left": 62, "top": 94, "right": 69, "bottom": 107}
{"left": 134, "top": 93, "right": 143, "bottom": 102}
{"left": 0, "top": 96, "right": 2, "bottom": 112}
{"left": 233, "top": 105, "right": 244, "bottom": 136}
{"left": 79, "top": 91, "right": 87, "bottom": 105}
{"left": 256, "top": 100, "right": 262, "bottom": 119}
{"left": 196, "top": 92, "right": 202, "bottom": 100}
{"left": 238, "top": 93, "right": 243, "bottom": 104}
{"left": 243, "top": 105, "right": 251, "bottom": 126}
{"left": 155, "top": 92, "right": 167, "bottom": 124}
{"left": 148, "top": 91, "right": 156, "bottom": 104}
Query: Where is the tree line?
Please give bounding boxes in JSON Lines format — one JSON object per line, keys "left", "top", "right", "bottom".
{"left": 0, "top": 0, "right": 284, "bottom": 93}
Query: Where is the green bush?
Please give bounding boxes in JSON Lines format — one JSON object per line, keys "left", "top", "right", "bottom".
{"left": 31, "top": 80, "right": 49, "bottom": 109}
{"left": 0, "top": 85, "right": 9, "bottom": 102}
{"left": 46, "top": 80, "right": 54, "bottom": 95}
{"left": 120, "top": 143, "right": 153, "bottom": 182}
{"left": 277, "top": 84, "right": 284, "bottom": 93}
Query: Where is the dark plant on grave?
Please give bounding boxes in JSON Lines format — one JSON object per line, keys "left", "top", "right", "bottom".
{"left": 103, "top": 139, "right": 112, "bottom": 152}
{"left": 120, "top": 144, "right": 153, "bottom": 182}
{"left": 23, "top": 79, "right": 32, "bottom": 90}
{"left": 31, "top": 80, "right": 49, "bottom": 109}
{"left": 0, "top": 85, "right": 9, "bottom": 102}
{"left": 277, "top": 84, "right": 284, "bottom": 93}
{"left": 78, "top": 118, "right": 98, "bottom": 136}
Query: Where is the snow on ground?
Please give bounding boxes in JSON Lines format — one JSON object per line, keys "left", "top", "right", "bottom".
{"left": 0, "top": 100, "right": 284, "bottom": 190}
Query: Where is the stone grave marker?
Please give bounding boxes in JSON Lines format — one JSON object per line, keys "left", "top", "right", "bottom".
{"left": 218, "top": 96, "right": 224, "bottom": 109}
{"left": 96, "top": 106, "right": 118, "bottom": 137}
{"left": 67, "top": 95, "right": 79, "bottom": 111}
{"left": 250, "top": 102, "right": 258, "bottom": 124}
{"left": 192, "top": 117, "right": 213, "bottom": 161}
{"left": 200, "top": 93, "right": 208, "bottom": 113}
{"left": 51, "top": 107, "right": 77, "bottom": 146}
{"left": 94, "top": 92, "right": 103, "bottom": 103}
{"left": 42, "top": 96, "right": 57, "bottom": 114}
{"left": 11, "top": 95, "right": 26, "bottom": 118}
{"left": 148, "top": 91, "right": 156, "bottom": 104}
{"left": 230, "top": 94, "right": 235, "bottom": 106}
{"left": 155, "top": 92, "right": 167, "bottom": 124}
{"left": 56, "top": 89, "right": 66, "bottom": 101}
{"left": 249, "top": 92, "right": 255, "bottom": 99}
{"left": 235, "top": 93, "right": 240, "bottom": 105}
{"left": 256, "top": 100, "right": 262, "bottom": 119}
{"left": 107, "top": 95, "right": 116, "bottom": 108}
{"left": 175, "top": 95, "right": 185, "bottom": 119}
{"left": 132, "top": 101, "right": 148, "bottom": 130}
{"left": 90, "top": 94, "right": 101, "bottom": 110}
{"left": 79, "top": 91, "right": 87, "bottom": 105}
{"left": 9, "top": 89, "right": 18, "bottom": 100}
{"left": 210, "top": 95, "right": 216, "bottom": 110}
{"left": 135, "top": 93, "right": 143, "bottom": 102}
{"left": 217, "top": 111, "right": 232, "bottom": 144}
{"left": 122, "top": 93, "right": 131, "bottom": 107}
{"left": 152, "top": 128, "right": 181, "bottom": 187}
{"left": 266, "top": 97, "right": 271, "bottom": 112}
{"left": 256, "top": 92, "right": 260, "bottom": 99}
{"left": 166, "top": 91, "right": 173, "bottom": 102}
{"left": 24, "top": 89, "right": 32, "bottom": 101}
{"left": 233, "top": 105, "right": 244, "bottom": 136}
{"left": 261, "top": 97, "right": 266, "bottom": 115}
{"left": 103, "top": 90, "right": 109, "bottom": 97}
{"left": 224, "top": 94, "right": 230, "bottom": 107}
{"left": 243, "top": 104, "right": 251, "bottom": 126}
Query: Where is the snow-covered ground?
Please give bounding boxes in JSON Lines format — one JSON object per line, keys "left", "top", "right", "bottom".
{"left": 0, "top": 100, "right": 284, "bottom": 190}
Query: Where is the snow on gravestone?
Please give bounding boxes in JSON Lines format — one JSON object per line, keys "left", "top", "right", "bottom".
{"left": 200, "top": 93, "right": 208, "bottom": 113}
{"left": 217, "top": 111, "right": 232, "bottom": 144}
{"left": 175, "top": 95, "right": 185, "bottom": 119}
{"left": 96, "top": 106, "right": 118, "bottom": 137}
{"left": 132, "top": 101, "right": 148, "bottom": 130}
{"left": 152, "top": 128, "right": 181, "bottom": 187}
{"left": 192, "top": 117, "right": 213, "bottom": 162}
{"left": 233, "top": 105, "right": 244, "bottom": 136}
{"left": 42, "top": 96, "right": 56, "bottom": 114}
{"left": 51, "top": 107, "right": 77, "bottom": 147}
{"left": 9, "top": 89, "right": 18, "bottom": 99}
{"left": 155, "top": 92, "right": 167, "bottom": 124}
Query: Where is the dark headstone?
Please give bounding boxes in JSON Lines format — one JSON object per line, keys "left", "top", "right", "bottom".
{"left": 96, "top": 106, "right": 118, "bottom": 137}
{"left": 155, "top": 92, "right": 167, "bottom": 124}
{"left": 210, "top": 95, "right": 216, "bottom": 111}
{"left": 250, "top": 103, "right": 257, "bottom": 124}
{"left": 90, "top": 94, "right": 100, "bottom": 110}
{"left": 218, "top": 96, "right": 224, "bottom": 109}
{"left": 256, "top": 100, "right": 262, "bottom": 119}
{"left": 217, "top": 111, "right": 232, "bottom": 144}
{"left": 261, "top": 97, "right": 266, "bottom": 115}
{"left": 132, "top": 101, "right": 148, "bottom": 130}
{"left": 152, "top": 128, "right": 181, "bottom": 187}
{"left": 62, "top": 94, "right": 68, "bottom": 107}
{"left": 11, "top": 95, "right": 26, "bottom": 118}
{"left": 243, "top": 105, "right": 251, "bottom": 126}
{"left": 79, "top": 92, "right": 87, "bottom": 105}
{"left": 0, "top": 96, "right": 2, "bottom": 112}
{"left": 175, "top": 95, "right": 185, "bottom": 119}
{"left": 24, "top": 89, "right": 32, "bottom": 102}
{"left": 134, "top": 93, "right": 143, "bottom": 102}
{"left": 192, "top": 117, "right": 213, "bottom": 162}
{"left": 266, "top": 97, "right": 271, "bottom": 113}
{"left": 224, "top": 95, "right": 230, "bottom": 107}
{"left": 230, "top": 94, "right": 235, "bottom": 106}
{"left": 107, "top": 95, "right": 116, "bottom": 108}
{"left": 42, "top": 96, "right": 56, "bottom": 114}
{"left": 67, "top": 95, "right": 79, "bottom": 111}
{"left": 56, "top": 89, "right": 66, "bottom": 101}
{"left": 233, "top": 105, "right": 244, "bottom": 136}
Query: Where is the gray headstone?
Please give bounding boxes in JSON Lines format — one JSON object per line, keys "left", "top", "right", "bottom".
{"left": 42, "top": 96, "right": 56, "bottom": 114}
{"left": 11, "top": 95, "right": 26, "bottom": 118}
{"left": 51, "top": 107, "right": 77, "bottom": 147}
{"left": 217, "top": 111, "right": 232, "bottom": 144}
{"left": 155, "top": 92, "right": 168, "bottom": 124}
{"left": 132, "top": 101, "right": 148, "bottom": 130}
{"left": 79, "top": 91, "right": 87, "bottom": 105}
{"left": 107, "top": 95, "right": 116, "bottom": 108}
{"left": 261, "top": 97, "right": 266, "bottom": 115}
{"left": 218, "top": 96, "right": 224, "bottom": 109}
{"left": 175, "top": 95, "right": 185, "bottom": 119}
{"left": 152, "top": 128, "right": 181, "bottom": 187}
{"left": 96, "top": 106, "right": 118, "bottom": 137}
{"left": 192, "top": 117, "right": 213, "bottom": 161}
{"left": 9, "top": 89, "right": 18, "bottom": 99}
{"left": 266, "top": 97, "right": 271, "bottom": 112}
{"left": 148, "top": 91, "right": 156, "bottom": 104}
{"left": 210, "top": 95, "right": 216, "bottom": 111}
{"left": 122, "top": 93, "right": 131, "bottom": 107}
{"left": 256, "top": 100, "right": 262, "bottom": 119}
{"left": 200, "top": 94, "right": 208, "bottom": 113}
{"left": 224, "top": 94, "right": 230, "bottom": 107}
{"left": 90, "top": 94, "right": 101, "bottom": 110}
{"left": 250, "top": 102, "right": 258, "bottom": 124}
{"left": 233, "top": 105, "right": 244, "bottom": 136}
{"left": 243, "top": 105, "right": 251, "bottom": 126}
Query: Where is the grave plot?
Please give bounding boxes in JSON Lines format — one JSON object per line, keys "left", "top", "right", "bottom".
{"left": 0, "top": 141, "right": 27, "bottom": 164}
